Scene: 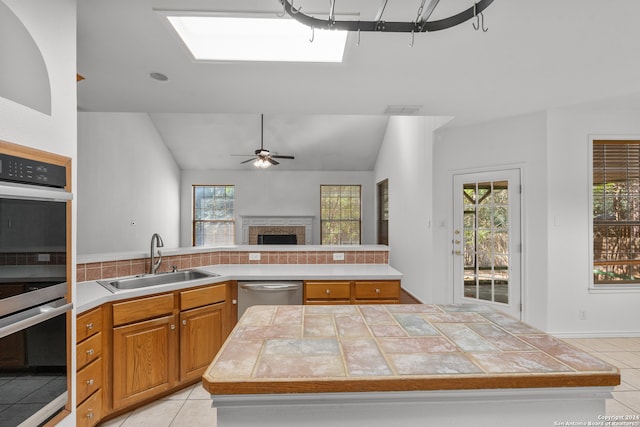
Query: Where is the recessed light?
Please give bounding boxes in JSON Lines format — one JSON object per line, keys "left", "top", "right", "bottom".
{"left": 149, "top": 72, "right": 169, "bottom": 81}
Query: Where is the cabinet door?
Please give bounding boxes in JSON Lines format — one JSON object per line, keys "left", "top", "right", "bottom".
{"left": 112, "top": 314, "right": 177, "bottom": 410}
{"left": 180, "top": 303, "right": 224, "bottom": 382}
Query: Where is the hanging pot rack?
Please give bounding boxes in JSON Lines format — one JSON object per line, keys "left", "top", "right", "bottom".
{"left": 278, "top": 0, "right": 494, "bottom": 33}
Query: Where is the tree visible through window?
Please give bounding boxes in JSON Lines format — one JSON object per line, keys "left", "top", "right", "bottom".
{"left": 593, "top": 140, "right": 640, "bottom": 285}
{"left": 320, "top": 185, "right": 361, "bottom": 245}
{"left": 193, "top": 185, "right": 235, "bottom": 246}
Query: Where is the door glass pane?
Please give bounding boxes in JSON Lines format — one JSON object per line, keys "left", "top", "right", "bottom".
{"left": 461, "top": 180, "right": 510, "bottom": 305}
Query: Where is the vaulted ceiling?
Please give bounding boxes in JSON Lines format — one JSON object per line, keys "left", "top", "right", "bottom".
{"left": 77, "top": 0, "right": 640, "bottom": 170}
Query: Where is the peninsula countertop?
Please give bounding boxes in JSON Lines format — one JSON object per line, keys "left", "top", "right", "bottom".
{"left": 202, "top": 304, "right": 620, "bottom": 395}
{"left": 76, "top": 263, "right": 402, "bottom": 313}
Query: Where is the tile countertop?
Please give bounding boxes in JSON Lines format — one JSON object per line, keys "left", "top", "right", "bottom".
{"left": 202, "top": 304, "right": 620, "bottom": 395}
{"left": 75, "top": 264, "right": 402, "bottom": 313}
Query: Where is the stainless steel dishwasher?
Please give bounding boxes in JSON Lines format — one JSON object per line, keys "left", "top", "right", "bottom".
{"left": 237, "top": 280, "right": 303, "bottom": 319}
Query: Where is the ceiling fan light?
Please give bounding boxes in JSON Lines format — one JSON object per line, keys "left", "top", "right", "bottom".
{"left": 254, "top": 158, "right": 270, "bottom": 168}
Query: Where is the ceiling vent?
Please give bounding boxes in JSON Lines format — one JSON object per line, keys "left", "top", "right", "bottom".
{"left": 384, "top": 105, "right": 422, "bottom": 115}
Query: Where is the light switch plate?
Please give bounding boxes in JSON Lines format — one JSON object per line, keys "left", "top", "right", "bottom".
{"left": 249, "top": 253, "right": 261, "bottom": 261}
{"left": 333, "top": 252, "right": 345, "bottom": 261}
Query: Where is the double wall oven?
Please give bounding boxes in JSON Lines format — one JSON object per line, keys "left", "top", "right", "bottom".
{"left": 0, "top": 149, "right": 72, "bottom": 427}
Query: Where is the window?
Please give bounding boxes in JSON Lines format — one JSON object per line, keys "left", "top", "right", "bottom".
{"left": 193, "top": 185, "right": 235, "bottom": 246}
{"left": 377, "top": 179, "right": 389, "bottom": 245}
{"left": 320, "top": 185, "right": 361, "bottom": 245}
{"left": 593, "top": 140, "right": 640, "bottom": 285}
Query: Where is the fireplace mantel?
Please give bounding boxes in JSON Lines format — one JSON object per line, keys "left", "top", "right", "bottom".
{"left": 241, "top": 216, "right": 314, "bottom": 245}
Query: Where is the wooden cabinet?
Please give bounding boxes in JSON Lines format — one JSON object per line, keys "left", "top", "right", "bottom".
{"left": 353, "top": 280, "right": 400, "bottom": 304}
{"left": 76, "top": 306, "right": 104, "bottom": 427}
{"left": 108, "top": 282, "right": 233, "bottom": 413}
{"left": 180, "top": 303, "right": 223, "bottom": 381}
{"left": 304, "top": 280, "right": 401, "bottom": 305}
{"left": 179, "top": 284, "right": 228, "bottom": 382}
{"left": 304, "top": 281, "right": 351, "bottom": 305}
{"left": 76, "top": 389, "right": 102, "bottom": 427}
{"left": 111, "top": 294, "right": 177, "bottom": 410}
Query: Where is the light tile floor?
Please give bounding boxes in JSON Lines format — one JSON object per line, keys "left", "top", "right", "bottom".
{"left": 100, "top": 337, "right": 640, "bottom": 426}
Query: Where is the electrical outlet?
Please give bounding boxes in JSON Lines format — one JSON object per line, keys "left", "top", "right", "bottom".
{"left": 37, "top": 253, "right": 50, "bottom": 262}
{"left": 249, "top": 253, "right": 261, "bottom": 261}
{"left": 333, "top": 252, "right": 345, "bottom": 261}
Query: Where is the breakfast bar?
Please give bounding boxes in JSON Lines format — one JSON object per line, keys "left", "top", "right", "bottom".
{"left": 202, "top": 304, "right": 620, "bottom": 426}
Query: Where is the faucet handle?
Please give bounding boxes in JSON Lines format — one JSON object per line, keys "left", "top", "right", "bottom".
{"left": 171, "top": 265, "right": 178, "bottom": 272}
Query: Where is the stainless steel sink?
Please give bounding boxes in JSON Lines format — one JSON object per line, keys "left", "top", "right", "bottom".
{"left": 98, "top": 270, "right": 219, "bottom": 293}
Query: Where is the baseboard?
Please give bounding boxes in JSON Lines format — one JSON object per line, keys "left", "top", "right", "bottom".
{"left": 550, "top": 331, "right": 640, "bottom": 339}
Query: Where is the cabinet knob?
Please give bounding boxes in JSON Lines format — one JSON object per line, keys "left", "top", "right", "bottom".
{"left": 182, "top": 320, "right": 187, "bottom": 326}
{"left": 86, "top": 322, "right": 94, "bottom": 330}
{"left": 325, "top": 289, "right": 331, "bottom": 295}
{"left": 87, "top": 412, "right": 94, "bottom": 419}
{"left": 86, "top": 349, "right": 94, "bottom": 356}
{"left": 86, "top": 379, "right": 94, "bottom": 386}
{"left": 171, "top": 324, "right": 176, "bottom": 330}
{"left": 375, "top": 288, "right": 381, "bottom": 294}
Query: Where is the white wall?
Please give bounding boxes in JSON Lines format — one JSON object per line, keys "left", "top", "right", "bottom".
{"left": 77, "top": 112, "right": 181, "bottom": 255}
{"left": 433, "top": 112, "right": 549, "bottom": 329}
{"left": 546, "top": 108, "right": 640, "bottom": 336}
{"left": 0, "top": 0, "right": 76, "bottom": 157}
{"left": 180, "top": 170, "right": 375, "bottom": 246}
{"left": 0, "top": 1, "right": 77, "bottom": 425}
{"left": 373, "top": 116, "right": 449, "bottom": 302}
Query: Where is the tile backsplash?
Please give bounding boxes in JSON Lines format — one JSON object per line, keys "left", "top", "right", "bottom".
{"left": 76, "top": 249, "right": 389, "bottom": 283}
{"left": 0, "top": 252, "right": 66, "bottom": 266}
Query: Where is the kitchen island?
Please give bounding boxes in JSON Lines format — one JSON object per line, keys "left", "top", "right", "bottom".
{"left": 202, "top": 304, "right": 620, "bottom": 427}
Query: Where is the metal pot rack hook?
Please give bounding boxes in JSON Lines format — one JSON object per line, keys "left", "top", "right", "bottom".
{"left": 276, "top": 0, "right": 286, "bottom": 17}
{"left": 290, "top": 0, "right": 301, "bottom": 15}
{"left": 309, "top": 26, "right": 315, "bottom": 43}
{"left": 409, "top": 30, "right": 415, "bottom": 47}
{"left": 356, "top": 28, "right": 361, "bottom": 47}
{"left": 472, "top": 3, "right": 488, "bottom": 32}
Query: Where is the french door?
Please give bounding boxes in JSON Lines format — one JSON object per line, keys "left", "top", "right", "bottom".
{"left": 452, "top": 169, "right": 522, "bottom": 318}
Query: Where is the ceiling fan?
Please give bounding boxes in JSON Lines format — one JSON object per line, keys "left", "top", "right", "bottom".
{"left": 236, "top": 115, "right": 295, "bottom": 168}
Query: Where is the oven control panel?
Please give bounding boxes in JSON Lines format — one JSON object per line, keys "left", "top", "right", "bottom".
{"left": 0, "top": 153, "right": 66, "bottom": 188}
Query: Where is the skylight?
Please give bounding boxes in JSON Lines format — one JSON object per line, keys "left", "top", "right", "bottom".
{"left": 165, "top": 15, "right": 348, "bottom": 63}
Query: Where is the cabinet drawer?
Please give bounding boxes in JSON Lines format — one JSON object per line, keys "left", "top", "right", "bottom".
{"left": 180, "top": 283, "right": 226, "bottom": 311}
{"left": 305, "top": 281, "right": 351, "bottom": 300}
{"left": 113, "top": 293, "right": 174, "bottom": 326}
{"left": 354, "top": 281, "right": 400, "bottom": 300}
{"left": 76, "top": 389, "right": 102, "bottom": 427}
{"left": 77, "top": 331, "right": 102, "bottom": 370}
{"left": 77, "top": 357, "right": 103, "bottom": 404}
{"left": 305, "top": 300, "right": 351, "bottom": 305}
{"left": 77, "top": 307, "right": 102, "bottom": 343}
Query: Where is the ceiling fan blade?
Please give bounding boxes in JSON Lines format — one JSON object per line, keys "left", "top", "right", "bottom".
{"left": 231, "top": 154, "right": 254, "bottom": 157}
{"left": 268, "top": 158, "right": 280, "bottom": 165}
{"left": 272, "top": 155, "right": 295, "bottom": 159}
{"left": 240, "top": 158, "right": 255, "bottom": 164}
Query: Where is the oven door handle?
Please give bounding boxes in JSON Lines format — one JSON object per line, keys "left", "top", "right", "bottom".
{"left": 240, "top": 283, "right": 301, "bottom": 292}
{"left": 0, "top": 301, "right": 73, "bottom": 339}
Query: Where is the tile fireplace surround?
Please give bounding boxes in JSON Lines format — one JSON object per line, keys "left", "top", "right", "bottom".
{"left": 76, "top": 246, "right": 390, "bottom": 283}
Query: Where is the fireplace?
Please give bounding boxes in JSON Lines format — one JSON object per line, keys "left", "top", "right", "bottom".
{"left": 241, "top": 216, "right": 313, "bottom": 245}
{"left": 258, "top": 234, "right": 297, "bottom": 245}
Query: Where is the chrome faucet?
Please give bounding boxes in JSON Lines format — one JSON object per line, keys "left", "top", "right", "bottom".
{"left": 149, "top": 233, "right": 164, "bottom": 274}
